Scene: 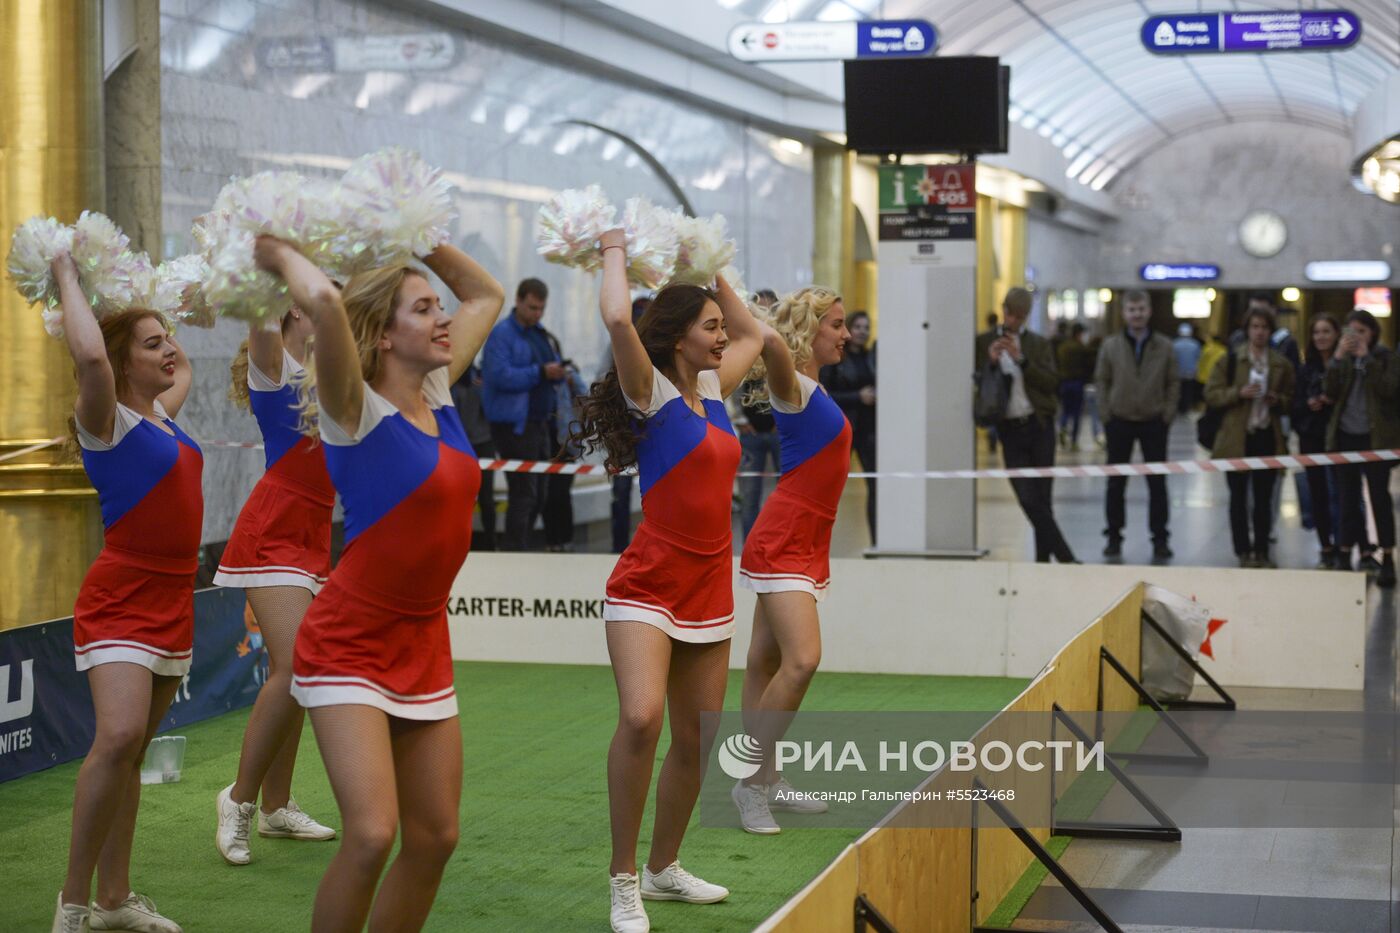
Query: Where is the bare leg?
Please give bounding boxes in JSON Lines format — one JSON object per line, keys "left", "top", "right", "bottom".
{"left": 740, "top": 599, "right": 780, "bottom": 734}
{"left": 60, "top": 663, "right": 156, "bottom": 906}
{"left": 93, "top": 673, "right": 182, "bottom": 908}
{"left": 647, "top": 638, "right": 731, "bottom": 872}
{"left": 308, "top": 705, "right": 399, "bottom": 933}
{"left": 367, "top": 717, "right": 462, "bottom": 932}
{"left": 231, "top": 586, "right": 314, "bottom": 810}
{"left": 747, "top": 592, "right": 821, "bottom": 785}
{"left": 605, "top": 621, "right": 671, "bottom": 876}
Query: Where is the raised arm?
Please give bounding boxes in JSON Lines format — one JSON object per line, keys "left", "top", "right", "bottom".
{"left": 596, "top": 228, "right": 653, "bottom": 409}
{"left": 246, "top": 319, "right": 285, "bottom": 385}
{"left": 53, "top": 251, "right": 116, "bottom": 443}
{"left": 421, "top": 243, "right": 506, "bottom": 384}
{"left": 157, "top": 335, "right": 194, "bottom": 419}
{"left": 760, "top": 323, "right": 800, "bottom": 408}
{"left": 714, "top": 274, "right": 764, "bottom": 399}
{"left": 253, "top": 235, "right": 362, "bottom": 436}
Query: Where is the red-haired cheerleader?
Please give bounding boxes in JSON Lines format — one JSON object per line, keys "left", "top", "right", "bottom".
{"left": 51, "top": 251, "right": 197, "bottom": 933}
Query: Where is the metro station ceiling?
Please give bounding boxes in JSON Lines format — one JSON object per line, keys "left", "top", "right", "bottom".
{"left": 719, "top": 0, "right": 1400, "bottom": 190}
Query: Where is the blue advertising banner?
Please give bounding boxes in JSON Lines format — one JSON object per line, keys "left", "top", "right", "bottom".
{"left": 0, "top": 587, "right": 265, "bottom": 783}
{"left": 1143, "top": 10, "right": 1362, "bottom": 54}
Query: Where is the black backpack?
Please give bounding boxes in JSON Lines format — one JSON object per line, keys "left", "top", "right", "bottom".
{"left": 974, "top": 362, "right": 1010, "bottom": 428}
{"left": 1196, "top": 351, "right": 1237, "bottom": 450}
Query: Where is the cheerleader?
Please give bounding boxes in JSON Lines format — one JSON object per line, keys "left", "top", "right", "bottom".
{"left": 212, "top": 310, "right": 336, "bottom": 865}
{"left": 253, "top": 233, "right": 503, "bottom": 932}
{"left": 732, "top": 288, "right": 851, "bottom": 834}
{"left": 572, "top": 229, "right": 765, "bottom": 933}
{"left": 51, "top": 251, "right": 194, "bottom": 933}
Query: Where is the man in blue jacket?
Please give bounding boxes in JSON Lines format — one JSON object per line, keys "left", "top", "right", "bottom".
{"left": 482, "top": 278, "right": 567, "bottom": 550}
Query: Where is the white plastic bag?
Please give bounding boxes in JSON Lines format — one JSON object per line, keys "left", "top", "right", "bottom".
{"left": 1140, "top": 584, "right": 1212, "bottom": 701}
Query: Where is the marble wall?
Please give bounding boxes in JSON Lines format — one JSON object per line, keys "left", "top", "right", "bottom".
{"left": 158, "top": 0, "right": 815, "bottom": 543}
{"left": 1102, "top": 122, "right": 1398, "bottom": 289}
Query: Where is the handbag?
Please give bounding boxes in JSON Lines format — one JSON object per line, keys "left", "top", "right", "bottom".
{"left": 974, "top": 362, "right": 1010, "bottom": 428}
{"left": 1196, "top": 351, "right": 1237, "bottom": 450}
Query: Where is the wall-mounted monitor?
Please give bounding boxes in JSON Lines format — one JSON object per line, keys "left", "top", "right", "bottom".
{"left": 843, "top": 57, "right": 1009, "bottom": 155}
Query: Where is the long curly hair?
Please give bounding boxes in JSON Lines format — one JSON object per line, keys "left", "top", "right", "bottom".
{"left": 570, "top": 283, "right": 716, "bottom": 472}
{"left": 744, "top": 286, "right": 840, "bottom": 407}
{"left": 294, "top": 265, "right": 422, "bottom": 436}
{"left": 65, "top": 309, "right": 171, "bottom": 459}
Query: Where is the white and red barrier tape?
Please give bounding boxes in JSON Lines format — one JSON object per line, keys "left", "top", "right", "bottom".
{"left": 196, "top": 440, "right": 1400, "bottom": 480}
{"left": 10, "top": 436, "right": 1400, "bottom": 480}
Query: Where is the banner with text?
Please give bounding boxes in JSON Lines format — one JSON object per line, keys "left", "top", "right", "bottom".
{"left": 0, "top": 587, "right": 264, "bottom": 783}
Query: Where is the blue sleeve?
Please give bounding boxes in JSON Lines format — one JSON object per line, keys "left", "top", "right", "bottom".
{"left": 482, "top": 328, "right": 541, "bottom": 392}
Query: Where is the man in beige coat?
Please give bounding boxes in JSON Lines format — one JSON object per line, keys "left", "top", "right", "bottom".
{"left": 1094, "top": 291, "right": 1179, "bottom": 561}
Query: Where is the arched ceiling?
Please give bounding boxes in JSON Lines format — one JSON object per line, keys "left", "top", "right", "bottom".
{"left": 717, "top": 0, "right": 1399, "bottom": 189}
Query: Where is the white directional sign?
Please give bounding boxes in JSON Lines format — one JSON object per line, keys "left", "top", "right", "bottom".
{"left": 727, "top": 19, "right": 936, "bottom": 62}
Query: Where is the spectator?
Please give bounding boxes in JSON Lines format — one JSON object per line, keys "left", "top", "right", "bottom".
{"left": 821, "top": 309, "right": 878, "bottom": 541}
{"left": 610, "top": 296, "right": 650, "bottom": 552}
{"left": 481, "top": 277, "right": 566, "bottom": 550}
{"left": 1173, "top": 323, "right": 1203, "bottom": 413}
{"left": 1205, "top": 305, "right": 1294, "bottom": 568}
{"left": 1056, "top": 322, "right": 1093, "bottom": 450}
{"left": 451, "top": 361, "right": 498, "bottom": 551}
{"left": 974, "top": 288, "right": 1077, "bottom": 563}
{"left": 1232, "top": 293, "right": 1301, "bottom": 372}
{"left": 1096, "top": 290, "right": 1178, "bottom": 560}
{"left": 1197, "top": 331, "right": 1228, "bottom": 392}
{"left": 1294, "top": 315, "right": 1342, "bottom": 568}
{"left": 542, "top": 329, "right": 588, "bottom": 552}
{"left": 1324, "top": 308, "right": 1400, "bottom": 585}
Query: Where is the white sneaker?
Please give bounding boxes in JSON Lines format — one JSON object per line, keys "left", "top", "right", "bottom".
{"left": 89, "top": 892, "right": 181, "bottom": 933}
{"left": 215, "top": 783, "right": 255, "bottom": 865}
{"left": 641, "top": 861, "right": 729, "bottom": 904}
{"left": 258, "top": 799, "right": 337, "bottom": 840}
{"left": 51, "top": 893, "right": 89, "bottom": 933}
{"left": 731, "top": 780, "right": 780, "bottom": 835}
{"left": 768, "top": 776, "right": 829, "bottom": 814}
{"left": 609, "top": 872, "right": 649, "bottom": 933}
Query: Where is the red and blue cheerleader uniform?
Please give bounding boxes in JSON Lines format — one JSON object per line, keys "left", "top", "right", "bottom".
{"left": 604, "top": 368, "right": 742, "bottom": 642}
{"left": 214, "top": 351, "right": 335, "bottom": 593}
{"left": 290, "top": 368, "right": 479, "bottom": 719}
{"left": 74, "top": 401, "right": 204, "bottom": 675}
{"left": 739, "top": 374, "right": 852, "bottom": 600}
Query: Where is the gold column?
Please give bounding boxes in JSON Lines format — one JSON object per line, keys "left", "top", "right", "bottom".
{"left": 811, "top": 143, "right": 846, "bottom": 295}
{"left": 0, "top": 0, "right": 105, "bottom": 628}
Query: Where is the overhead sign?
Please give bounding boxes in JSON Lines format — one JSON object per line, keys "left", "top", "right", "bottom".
{"left": 1142, "top": 10, "right": 1361, "bottom": 54}
{"left": 1140, "top": 263, "right": 1221, "bottom": 282}
{"left": 728, "top": 19, "right": 936, "bottom": 62}
{"left": 878, "top": 164, "right": 976, "bottom": 241}
{"left": 258, "top": 32, "right": 455, "bottom": 71}
{"left": 1305, "top": 260, "right": 1391, "bottom": 282}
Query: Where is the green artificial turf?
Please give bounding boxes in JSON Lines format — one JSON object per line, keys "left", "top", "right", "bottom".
{"left": 0, "top": 662, "right": 1025, "bottom": 932}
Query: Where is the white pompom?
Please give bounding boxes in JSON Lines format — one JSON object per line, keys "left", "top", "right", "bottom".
{"left": 156, "top": 254, "right": 215, "bottom": 328}
{"left": 718, "top": 264, "right": 748, "bottom": 300}
{"left": 668, "top": 213, "right": 736, "bottom": 287}
{"left": 535, "top": 186, "right": 616, "bottom": 271}
{"left": 7, "top": 216, "right": 73, "bottom": 308}
{"left": 71, "top": 211, "right": 142, "bottom": 315}
{"left": 621, "top": 197, "right": 679, "bottom": 289}
{"left": 329, "top": 147, "right": 456, "bottom": 273}
{"left": 203, "top": 230, "right": 292, "bottom": 324}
